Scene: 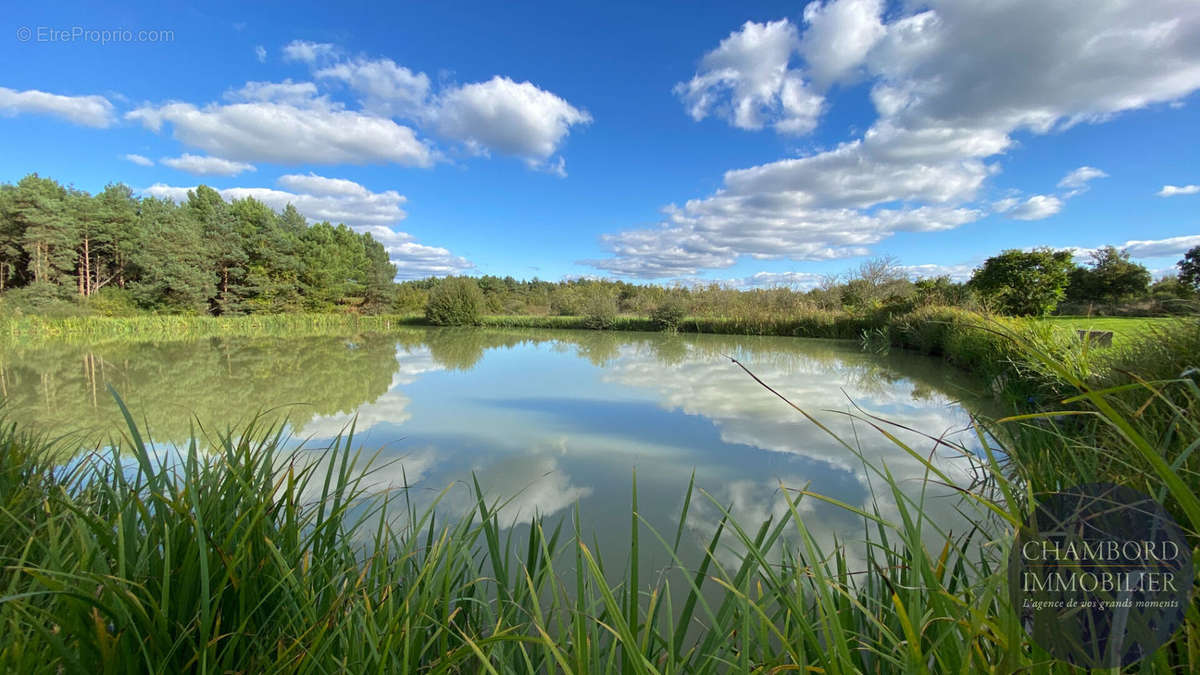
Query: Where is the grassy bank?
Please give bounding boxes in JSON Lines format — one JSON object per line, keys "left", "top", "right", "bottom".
{"left": 1, "top": 319, "right": 1197, "bottom": 672}
{"left": 0, "top": 313, "right": 427, "bottom": 345}
{"left": 6, "top": 306, "right": 1170, "bottom": 345}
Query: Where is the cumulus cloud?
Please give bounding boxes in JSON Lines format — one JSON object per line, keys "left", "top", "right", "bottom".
{"left": 127, "top": 99, "right": 434, "bottom": 166}
{"left": 316, "top": 57, "right": 430, "bottom": 119}
{"left": 255, "top": 45, "right": 267, "bottom": 63}
{"left": 1119, "top": 234, "right": 1200, "bottom": 258}
{"left": 592, "top": 1, "right": 1200, "bottom": 278}
{"left": 282, "top": 39, "right": 337, "bottom": 64}
{"left": 141, "top": 174, "right": 474, "bottom": 278}
{"left": 899, "top": 263, "right": 975, "bottom": 282}
{"left": 160, "top": 153, "right": 256, "bottom": 176}
{"left": 224, "top": 79, "right": 322, "bottom": 106}
{"left": 266, "top": 46, "right": 590, "bottom": 171}
{"left": 1158, "top": 184, "right": 1200, "bottom": 197}
{"left": 587, "top": 204, "right": 980, "bottom": 279}
{"left": 728, "top": 271, "right": 828, "bottom": 290}
{"left": 122, "top": 153, "right": 154, "bottom": 167}
{"left": 432, "top": 76, "right": 592, "bottom": 170}
{"left": 800, "top": 0, "right": 886, "bottom": 87}
{"left": 1002, "top": 194, "right": 1063, "bottom": 221}
{"left": 0, "top": 87, "right": 116, "bottom": 127}
{"left": 674, "top": 19, "right": 823, "bottom": 134}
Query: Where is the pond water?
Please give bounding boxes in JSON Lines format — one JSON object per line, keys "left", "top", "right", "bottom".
{"left": 1, "top": 328, "right": 997, "bottom": 574}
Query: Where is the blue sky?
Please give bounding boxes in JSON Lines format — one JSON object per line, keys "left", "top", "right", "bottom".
{"left": 2, "top": 0, "right": 1198, "bottom": 285}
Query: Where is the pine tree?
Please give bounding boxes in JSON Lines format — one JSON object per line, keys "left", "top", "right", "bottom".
{"left": 10, "top": 174, "right": 77, "bottom": 293}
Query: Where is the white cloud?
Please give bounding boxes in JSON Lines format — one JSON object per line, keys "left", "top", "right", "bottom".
{"left": 674, "top": 19, "right": 823, "bottom": 134}
{"left": 1158, "top": 184, "right": 1200, "bottom": 197}
{"left": 731, "top": 271, "right": 828, "bottom": 289}
{"left": 160, "top": 153, "right": 256, "bottom": 176}
{"left": 282, "top": 39, "right": 336, "bottom": 64}
{"left": 122, "top": 153, "right": 154, "bottom": 167}
{"left": 1120, "top": 234, "right": 1200, "bottom": 258}
{"left": 316, "top": 57, "right": 431, "bottom": 119}
{"left": 432, "top": 76, "right": 591, "bottom": 169}
{"left": 800, "top": 0, "right": 886, "bottom": 87}
{"left": 141, "top": 174, "right": 473, "bottom": 278}
{"left": 587, "top": 200, "right": 981, "bottom": 278}
{"left": 1055, "top": 234, "right": 1200, "bottom": 262}
{"left": 0, "top": 87, "right": 116, "bottom": 128}
{"left": 127, "top": 100, "right": 433, "bottom": 166}
{"left": 1004, "top": 194, "right": 1063, "bottom": 221}
{"left": 224, "top": 79, "right": 322, "bottom": 106}
{"left": 593, "top": 1, "right": 1200, "bottom": 278}
{"left": 255, "top": 45, "right": 267, "bottom": 63}
{"left": 276, "top": 172, "right": 374, "bottom": 198}
{"left": 273, "top": 47, "right": 589, "bottom": 171}
{"left": 899, "top": 263, "right": 975, "bottom": 282}
{"left": 1057, "top": 166, "right": 1108, "bottom": 197}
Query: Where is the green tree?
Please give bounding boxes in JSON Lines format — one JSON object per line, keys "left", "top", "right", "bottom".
{"left": 232, "top": 197, "right": 304, "bottom": 313}
{"left": 0, "top": 184, "right": 25, "bottom": 291}
{"left": 1066, "top": 246, "right": 1151, "bottom": 305}
{"left": 913, "top": 276, "right": 974, "bottom": 307}
{"left": 93, "top": 183, "right": 140, "bottom": 291}
{"left": 187, "top": 186, "right": 246, "bottom": 314}
{"left": 129, "top": 198, "right": 216, "bottom": 312}
{"left": 359, "top": 233, "right": 397, "bottom": 313}
{"left": 424, "top": 276, "right": 483, "bottom": 325}
{"left": 10, "top": 174, "right": 77, "bottom": 292}
{"left": 969, "top": 248, "right": 1076, "bottom": 315}
{"left": 1179, "top": 245, "right": 1200, "bottom": 291}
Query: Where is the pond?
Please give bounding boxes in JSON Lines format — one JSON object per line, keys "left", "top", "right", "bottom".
{"left": 0, "top": 328, "right": 997, "bottom": 575}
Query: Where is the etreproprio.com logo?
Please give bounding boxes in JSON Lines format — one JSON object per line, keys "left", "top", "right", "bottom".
{"left": 16, "top": 25, "right": 174, "bottom": 45}
{"left": 1008, "top": 483, "right": 1194, "bottom": 668}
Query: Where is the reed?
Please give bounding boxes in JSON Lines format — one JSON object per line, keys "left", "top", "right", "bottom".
{"left": 0, "top": 313, "right": 427, "bottom": 346}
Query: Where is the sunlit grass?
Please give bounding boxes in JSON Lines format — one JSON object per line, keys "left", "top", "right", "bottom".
{"left": 0, "top": 313, "right": 427, "bottom": 345}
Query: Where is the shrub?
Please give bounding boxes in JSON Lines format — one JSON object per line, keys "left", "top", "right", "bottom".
{"left": 392, "top": 284, "right": 429, "bottom": 314}
{"left": 580, "top": 285, "right": 618, "bottom": 329}
{"left": 649, "top": 296, "right": 687, "bottom": 330}
{"left": 83, "top": 287, "right": 141, "bottom": 317}
{"left": 549, "top": 286, "right": 583, "bottom": 316}
{"left": 424, "top": 277, "right": 483, "bottom": 326}
{"left": 0, "top": 282, "right": 84, "bottom": 318}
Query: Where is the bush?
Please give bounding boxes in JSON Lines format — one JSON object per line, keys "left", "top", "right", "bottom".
{"left": 82, "top": 287, "right": 141, "bottom": 317}
{"left": 392, "top": 284, "right": 429, "bottom": 314}
{"left": 649, "top": 297, "right": 687, "bottom": 330}
{"left": 0, "top": 282, "right": 84, "bottom": 318}
{"left": 580, "top": 285, "right": 618, "bottom": 330}
{"left": 424, "top": 277, "right": 484, "bottom": 326}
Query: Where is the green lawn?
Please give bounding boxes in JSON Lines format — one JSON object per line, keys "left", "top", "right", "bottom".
{"left": 1039, "top": 315, "right": 1179, "bottom": 348}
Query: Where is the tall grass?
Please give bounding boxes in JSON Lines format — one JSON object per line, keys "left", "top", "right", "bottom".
{"left": 1, "top": 320, "right": 1197, "bottom": 672}
{"left": 0, "top": 313, "right": 427, "bottom": 346}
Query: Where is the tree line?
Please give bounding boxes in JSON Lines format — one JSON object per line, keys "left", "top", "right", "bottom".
{"left": 1, "top": 172, "right": 1196, "bottom": 320}
{"left": 0, "top": 174, "right": 396, "bottom": 315}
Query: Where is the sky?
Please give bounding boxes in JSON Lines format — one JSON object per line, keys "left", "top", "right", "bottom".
{"left": 2, "top": 0, "right": 1198, "bottom": 286}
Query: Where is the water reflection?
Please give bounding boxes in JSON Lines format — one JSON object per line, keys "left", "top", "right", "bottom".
{"left": 2, "top": 328, "right": 995, "bottom": 571}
